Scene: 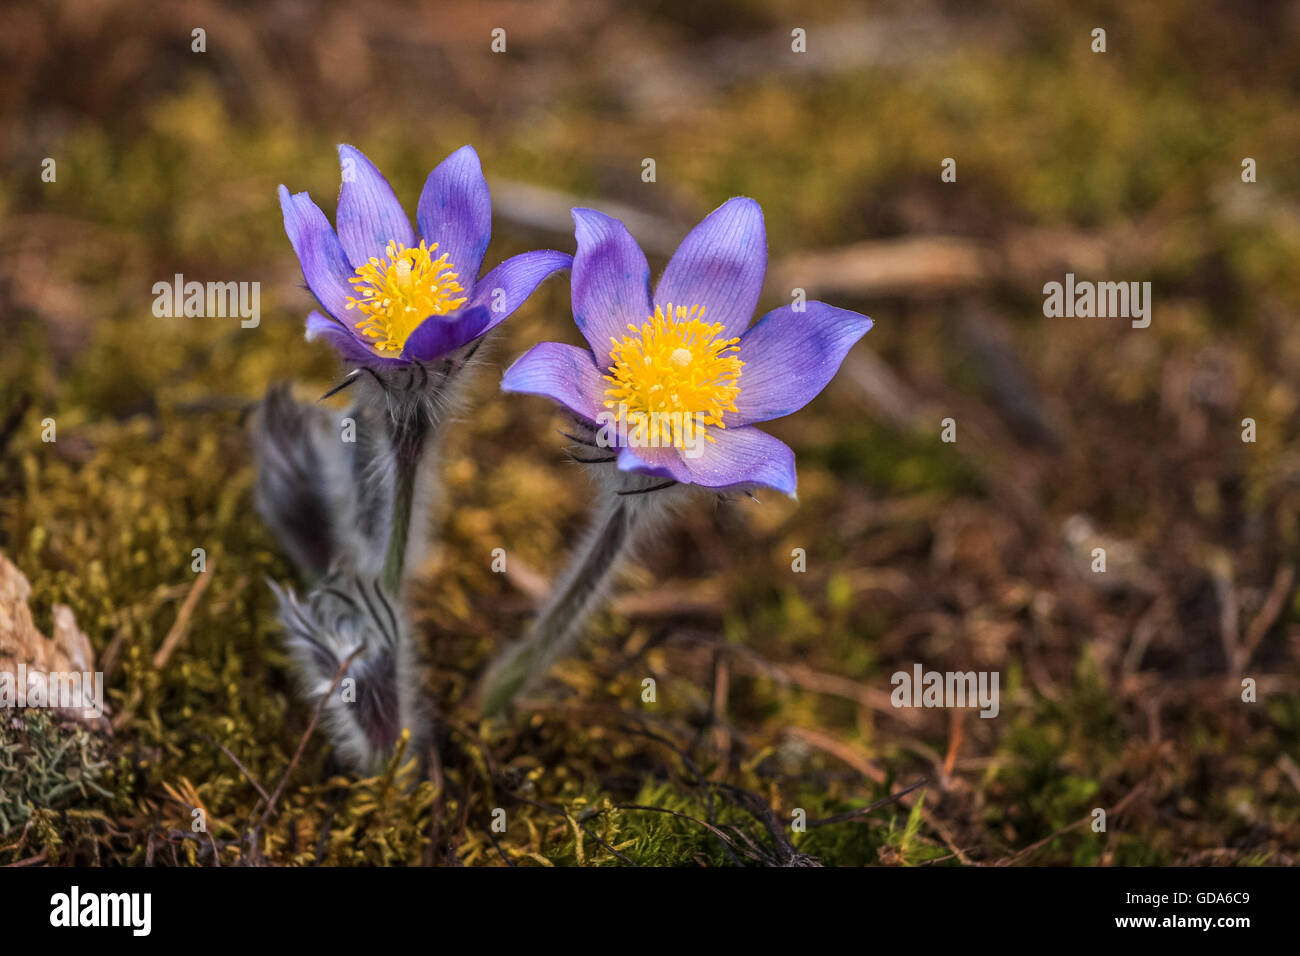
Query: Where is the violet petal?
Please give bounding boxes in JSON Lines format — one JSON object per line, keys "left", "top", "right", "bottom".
{"left": 470, "top": 250, "right": 573, "bottom": 334}
{"left": 501, "top": 341, "right": 608, "bottom": 423}
{"left": 403, "top": 305, "right": 493, "bottom": 362}
{"left": 570, "top": 208, "right": 653, "bottom": 363}
{"left": 676, "top": 424, "right": 796, "bottom": 496}
{"left": 654, "top": 197, "right": 766, "bottom": 341}
{"left": 416, "top": 145, "right": 492, "bottom": 290}
{"left": 305, "top": 311, "right": 405, "bottom": 367}
{"left": 336, "top": 144, "right": 416, "bottom": 268}
{"left": 279, "top": 186, "right": 355, "bottom": 322}
{"left": 731, "top": 302, "right": 872, "bottom": 425}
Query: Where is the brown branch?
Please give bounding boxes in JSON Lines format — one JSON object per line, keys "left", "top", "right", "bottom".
{"left": 152, "top": 560, "right": 215, "bottom": 670}
{"left": 200, "top": 733, "right": 271, "bottom": 804}
{"left": 942, "top": 709, "right": 966, "bottom": 783}
{"left": 1238, "top": 564, "right": 1294, "bottom": 672}
{"left": 2, "top": 849, "right": 47, "bottom": 867}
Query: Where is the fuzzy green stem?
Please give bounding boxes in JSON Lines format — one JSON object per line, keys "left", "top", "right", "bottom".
{"left": 480, "top": 493, "right": 638, "bottom": 716}
{"left": 382, "top": 422, "right": 429, "bottom": 594}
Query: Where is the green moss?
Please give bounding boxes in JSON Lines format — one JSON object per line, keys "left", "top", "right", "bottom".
{"left": 807, "top": 421, "right": 984, "bottom": 497}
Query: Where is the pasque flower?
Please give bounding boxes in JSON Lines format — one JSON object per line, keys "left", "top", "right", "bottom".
{"left": 277, "top": 145, "right": 572, "bottom": 596}
{"left": 279, "top": 144, "right": 571, "bottom": 366}
{"left": 479, "top": 198, "right": 872, "bottom": 714}
{"left": 500, "top": 198, "right": 872, "bottom": 496}
{"left": 267, "top": 145, "right": 572, "bottom": 764}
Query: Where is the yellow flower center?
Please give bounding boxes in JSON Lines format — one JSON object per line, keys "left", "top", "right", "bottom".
{"left": 345, "top": 240, "right": 467, "bottom": 353}
{"left": 603, "top": 303, "right": 743, "bottom": 447}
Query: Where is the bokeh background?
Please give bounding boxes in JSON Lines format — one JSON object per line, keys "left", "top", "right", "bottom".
{"left": 2, "top": 0, "right": 1299, "bottom": 865}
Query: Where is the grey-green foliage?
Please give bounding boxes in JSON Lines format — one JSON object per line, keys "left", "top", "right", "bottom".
{"left": 0, "top": 712, "right": 113, "bottom": 834}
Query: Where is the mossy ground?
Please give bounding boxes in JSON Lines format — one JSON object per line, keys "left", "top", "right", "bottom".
{"left": 2, "top": 0, "right": 1298, "bottom": 865}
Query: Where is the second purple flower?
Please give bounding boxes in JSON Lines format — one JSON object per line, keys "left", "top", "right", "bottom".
{"left": 500, "top": 199, "right": 872, "bottom": 496}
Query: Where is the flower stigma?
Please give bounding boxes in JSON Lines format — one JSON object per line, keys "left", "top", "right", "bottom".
{"left": 603, "top": 303, "right": 743, "bottom": 448}
{"left": 346, "top": 240, "right": 467, "bottom": 353}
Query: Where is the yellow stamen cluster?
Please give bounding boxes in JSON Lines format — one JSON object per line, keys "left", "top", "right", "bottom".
{"left": 603, "top": 303, "right": 744, "bottom": 447}
{"left": 345, "top": 240, "right": 467, "bottom": 353}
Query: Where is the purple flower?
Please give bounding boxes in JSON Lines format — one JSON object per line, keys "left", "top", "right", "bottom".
{"left": 279, "top": 145, "right": 571, "bottom": 365}
{"left": 500, "top": 199, "right": 873, "bottom": 496}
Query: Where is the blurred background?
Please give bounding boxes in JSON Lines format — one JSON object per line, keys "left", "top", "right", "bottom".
{"left": 2, "top": 0, "right": 1299, "bottom": 865}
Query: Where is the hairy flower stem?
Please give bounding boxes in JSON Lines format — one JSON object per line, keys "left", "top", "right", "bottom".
{"left": 382, "top": 416, "right": 430, "bottom": 594}
{"left": 479, "top": 475, "right": 674, "bottom": 716}
{"left": 371, "top": 351, "right": 482, "bottom": 594}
